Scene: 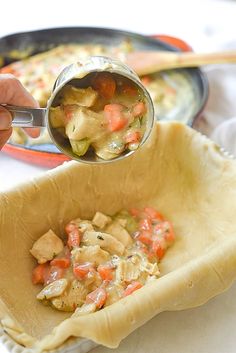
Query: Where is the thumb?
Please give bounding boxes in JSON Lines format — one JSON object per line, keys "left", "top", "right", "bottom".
{"left": 0, "top": 128, "right": 12, "bottom": 150}
{"left": 0, "top": 106, "right": 12, "bottom": 130}
{"left": 0, "top": 106, "right": 12, "bottom": 150}
{"left": 0, "top": 74, "right": 40, "bottom": 138}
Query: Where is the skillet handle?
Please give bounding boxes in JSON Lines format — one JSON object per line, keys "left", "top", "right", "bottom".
{"left": 0, "top": 104, "right": 47, "bottom": 127}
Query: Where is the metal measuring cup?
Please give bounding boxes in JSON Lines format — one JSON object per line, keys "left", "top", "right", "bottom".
{"left": 1, "top": 56, "right": 155, "bottom": 163}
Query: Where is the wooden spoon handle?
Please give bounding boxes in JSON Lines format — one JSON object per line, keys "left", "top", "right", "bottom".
{"left": 125, "top": 50, "right": 236, "bottom": 76}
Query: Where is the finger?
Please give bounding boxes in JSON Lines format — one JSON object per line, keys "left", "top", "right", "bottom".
{"left": 0, "top": 74, "right": 41, "bottom": 138}
{"left": 0, "top": 106, "right": 13, "bottom": 149}
{"left": 0, "top": 98, "right": 41, "bottom": 138}
{"left": 0, "top": 106, "right": 12, "bottom": 130}
{"left": 0, "top": 128, "right": 12, "bottom": 150}
{"left": 0, "top": 74, "right": 39, "bottom": 107}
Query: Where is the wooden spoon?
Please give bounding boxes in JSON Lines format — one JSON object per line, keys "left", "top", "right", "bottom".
{"left": 124, "top": 50, "right": 236, "bottom": 76}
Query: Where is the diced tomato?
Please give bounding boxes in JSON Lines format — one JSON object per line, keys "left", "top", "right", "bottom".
{"left": 153, "top": 223, "right": 165, "bottom": 236}
{"left": 63, "top": 106, "right": 74, "bottom": 122}
{"left": 50, "top": 258, "right": 70, "bottom": 269}
{"left": 124, "top": 131, "right": 141, "bottom": 144}
{"left": 163, "top": 221, "right": 175, "bottom": 243}
{"left": 122, "top": 83, "right": 138, "bottom": 96}
{"left": 104, "top": 103, "right": 125, "bottom": 112}
{"left": 97, "top": 264, "right": 114, "bottom": 281}
{"left": 146, "top": 250, "right": 158, "bottom": 263}
{"left": 100, "top": 279, "right": 111, "bottom": 288}
{"left": 164, "top": 231, "right": 175, "bottom": 243}
{"left": 45, "top": 266, "right": 65, "bottom": 285}
{"left": 67, "top": 229, "right": 81, "bottom": 249}
{"left": 132, "top": 102, "right": 146, "bottom": 117}
{"left": 64, "top": 246, "right": 71, "bottom": 259}
{"left": 124, "top": 281, "right": 142, "bottom": 296}
{"left": 0, "top": 66, "right": 19, "bottom": 76}
{"left": 141, "top": 246, "right": 149, "bottom": 256}
{"left": 91, "top": 72, "right": 116, "bottom": 99}
{"left": 144, "top": 207, "right": 164, "bottom": 221}
{"left": 106, "top": 109, "right": 127, "bottom": 131}
{"left": 141, "top": 76, "right": 152, "bottom": 85}
{"left": 130, "top": 208, "right": 149, "bottom": 220}
{"left": 130, "top": 208, "right": 141, "bottom": 218}
{"left": 73, "top": 262, "right": 94, "bottom": 280}
{"left": 137, "top": 230, "right": 152, "bottom": 246}
{"left": 152, "top": 239, "right": 165, "bottom": 260}
{"left": 32, "top": 263, "right": 49, "bottom": 285}
{"left": 104, "top": 104, "right": 128, "bottom": 132}
{"left": 86, "top": 287, "right": 107, "bottom": 309}
{"left": 139, "top": 218, "right": 152, "bottom": 231}
{"left": 153, "top": 221, "right": 174, "bottom": 243}
{"left": 65, "top": 222, "right": 76, "bottom": 234}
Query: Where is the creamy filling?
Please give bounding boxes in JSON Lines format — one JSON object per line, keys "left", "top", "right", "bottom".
{"left": 31, "top": 207, "right": 175, "bottom": 314}
{"left": 49, "top": 73, "right": 147, "bottom": 160}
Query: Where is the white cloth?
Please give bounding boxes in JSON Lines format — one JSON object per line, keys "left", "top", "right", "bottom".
{"left": 195, "top": 39, "right": 236, "bottom": 139}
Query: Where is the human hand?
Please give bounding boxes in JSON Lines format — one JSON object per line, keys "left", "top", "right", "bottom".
{"left": 0, "top": 74, "right": 40, "bottom": 150}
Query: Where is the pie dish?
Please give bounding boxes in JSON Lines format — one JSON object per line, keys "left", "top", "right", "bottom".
{"left": 1, "top": 121, "right": 236, "bottom": 353}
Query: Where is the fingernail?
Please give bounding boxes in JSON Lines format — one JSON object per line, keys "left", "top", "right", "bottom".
{"left": 0, "top": 111, "right": 12, "bottom": 130}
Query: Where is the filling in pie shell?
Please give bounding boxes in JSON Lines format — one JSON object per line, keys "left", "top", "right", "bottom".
{"left": 1, "top": 122, "right": 236, "bottom": 352}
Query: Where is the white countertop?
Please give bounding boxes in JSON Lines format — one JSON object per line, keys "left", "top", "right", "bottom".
{"left": 1, "top": 0, "right": 236, "bottom": 352}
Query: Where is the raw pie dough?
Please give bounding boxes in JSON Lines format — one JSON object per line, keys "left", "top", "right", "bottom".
{"left": 1, "top": 122, "right": 236, "bottom": 352}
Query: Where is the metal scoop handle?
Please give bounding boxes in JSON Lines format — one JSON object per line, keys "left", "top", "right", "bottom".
{"left": 0, "top": 104, "right": 47, "bottom": 127}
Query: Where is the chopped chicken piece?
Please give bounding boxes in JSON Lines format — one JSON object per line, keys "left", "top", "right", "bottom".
{"left": 116, "top": 258, "right": 141, "bottom": 282}
{"left": 65, "top": 106, "right": 106, "bottom": 141}
{"left": 84, "top": 270, "right": 102, "bottom": 291}
{"left": 71, "top": 245, "right": 110, "bottom": 266}
{"left": 30, "top": 230, "right": 64, "bottom": 264}
{"left": 111, "top": 254, "right": 121, "bottom": 267}
{"left": 73, "top": 302, "right": 96, "bottom": 317}
{"left": 82, "top": 231, "right": 125, "bottom": 256}
{"left": 50, "top": 106, "right": 65, "bottom": 128}
{"left": 92, "top": 211, "right": 112, "bottom": 229}
{"left": 78, "top": 221, "right": 94, "bottom": 233}
{"left": 37, "top": 279, "right": 68, "bottom": 300}
{"left": 51, "top": 280, "right": 88, "bottom": 312}
{"left": 61, "top": 85, "right": 98, "bottom": 107}
{"left": 105, "top": 220, "right": 133, "bottom": 247}
{"left": 126, "top": 251, "right": 160, "bottom": 277}
{"left": 70, "top": 218, "right": 94, "bottom": 233}
{"left": 141, "top": 261, "right": 160, "bottom": 276}
{"left": 114, "top": 210, "right": 138, "bottom": 234}
{"left": 146, "top": 275, "right": 158, "bottom": 283}
{"left": 105, "top": 283, "right": 124, "bottom": 306}
{"left": 136, "top": 271, "right": 149, "bottom": 284}
{"left": 116, "top": 218, "right": 127, "bottom": 227}
{"left": 92, "top": 146, "right": 118, "bottom": 161}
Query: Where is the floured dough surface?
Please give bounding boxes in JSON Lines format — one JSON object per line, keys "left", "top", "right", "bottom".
{"left": 1, "top": 122, "right": 236, "bottom": 352}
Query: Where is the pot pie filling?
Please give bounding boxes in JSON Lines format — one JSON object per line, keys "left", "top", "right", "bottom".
{"left": 0, "top": 43, "right": 196, "bottom": 148}
{"left": 31, "top": 207, "right": 175, "bottom": 314}
{"left": 49, "top": 72, "right": 148, "bottom": 160}
{"left": 1, "top": 43, "right": 182, "bottom": 114}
